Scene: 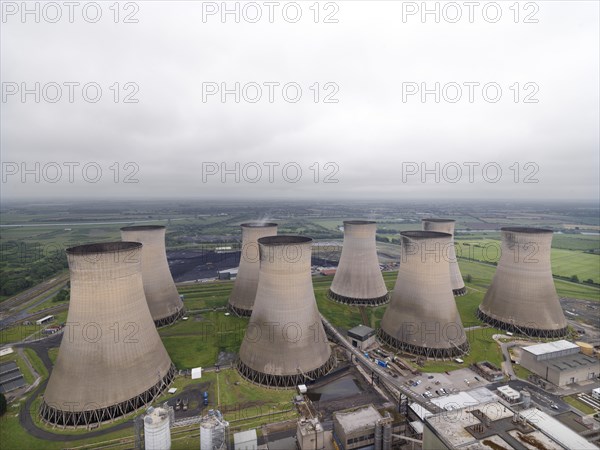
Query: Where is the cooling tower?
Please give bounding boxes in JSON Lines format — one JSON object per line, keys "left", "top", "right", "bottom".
{"left": 40, "top": 242, "right": 175, "bottom": 427}
{"left": 227, "top": 222, "right": 278, "bottom": 316}
{"left": 478, "top": 227, "right": 567, "bottom": 337}
{"left": 422, "top": 219, "right": 466, "bottom": 296}
{"left": 120, "top": 225, "right": 184, "bottom": 327}
{"left": 328, "top": 221, "right": 389, "bottom": 306}
{"left": 378, "top": 231, "right": 469, "bottom": 358}
{"left": 237, "top": 236, "right": 336, "bottom": 388}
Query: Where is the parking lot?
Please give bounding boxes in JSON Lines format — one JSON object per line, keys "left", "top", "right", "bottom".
{"left": 405, "top": 368, "right": 491, "bottom": 399}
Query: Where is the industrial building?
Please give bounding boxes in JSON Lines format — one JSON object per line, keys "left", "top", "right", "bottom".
{"left": 379, "top": 231, "right": 469, "bottom": 358}
{"left": 478, "top": 227, "right": 568, "bottom": 337}
{"left": 233, "top": 429, "right": 258, "bottom": 450}
{"left": 40, "top": 242, "right": 176, "bottom": 427}
{"left": 143, "top": 405, "right": 173, "bottom": 450}
{"left": 228, "top": 222, "right": 278, "bottom": 316}
{"left": 120, "top": 225, "right": 185, "bottom": 327}
{"left": 422, "top": 218, "right": 466, "bottom": 296}
{"left": 237, "top": 236, "right": 335, "bottom": 388}
{"left": 328, "top": 220, "right": 389, "bottom": 306}
{"left": 347, "top": 325, "right": 377, "bottom": 351}
{"left": 296, "top": 418, "right": 325, "bottom": 450}
{"left": 520, "top": 340, "right": 599, "bottom": 386}
{"left": 333, "top": 404, "right": 392, "bottom": 450}
{"left": 200, "top": 410, "right": 229, "bottom": 450}
{"left": 423, "top": 401, "right": 599, "bottom": 449}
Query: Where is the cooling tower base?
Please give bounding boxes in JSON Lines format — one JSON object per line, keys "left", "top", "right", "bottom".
{"left": 327, "top": 289, "right": 390, "bottom": 307}
{"left": 477, "top": 308, "right": 568, "bottom": 338}
{"left": 39, "top": 364, "right": 176, "bottom": 428}
{"left": 154, "top": 308, "right": 186, "bottom": 328}
{"left": 377, "top": 329, "right": 469, "bottom": 359}
{"left": 236, "top": 353, "right": 336, "bottom": 389}
{"left": 228, "top": 303, "right": 252, "bottom": 317}
{"left": 453, "top": 287, "right": 467, "bottom": 296}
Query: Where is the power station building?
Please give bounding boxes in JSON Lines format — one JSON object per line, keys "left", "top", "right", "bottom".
{"left": 422, "top": 218, "right": 466, "bottom": 296}
{"left": 379, "top": 231, "right": 469, "bottom": 358}
{"left": 478, "top": 227, "right": 568, "bottom": 337}
{"left": 520, "top": 340, "right": 599, "bottom": 387}
{"left": 237, "top": 236, "right": 335, "bottom": 388}
{"left": 120, "top": 225, "right": 184, "bottom": 327}
{"left": 40, "top": 242, "right": 175, "bottom": 427}
{"left": 328, "top": 221, "right": 389, "bottom": 306}
{"left": 228, "top": 222, "right": 278, "bottom": 316}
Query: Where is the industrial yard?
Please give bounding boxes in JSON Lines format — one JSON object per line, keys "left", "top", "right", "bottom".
{"left": 0, "top": 200, "right": 599, "bottom": 449}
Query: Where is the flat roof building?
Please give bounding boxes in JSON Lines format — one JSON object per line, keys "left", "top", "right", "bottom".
{"left": 347, "top": 325, "right": 376, "bottom": 351}
{"left": 333, "top": 404, "right": 391, "bottom": 450}
{"left": 423, "top": 401, "right": 599, "bottom": 450}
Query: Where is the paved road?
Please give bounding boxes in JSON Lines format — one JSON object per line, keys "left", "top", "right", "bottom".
{"left": 489, "top": 379, "right": 570, "bottom": 414}
{"left": 15, "top": 334, "right": 138, "bottom": 442}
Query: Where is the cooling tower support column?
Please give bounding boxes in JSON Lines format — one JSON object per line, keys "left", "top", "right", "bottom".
{"left": 228, "top": 223, "right": 278, "bottom": 317}
{"left": 40, "top": 242, "right": 176, "bottom": 427}
{"left": 422, "top": 219, "right": 466, "bottom": 296}
{"left": 237, "top": 236, "right": 336, "bottom": 388}
{"left": 378, "top": 231, "right": 469, "bottom": 359}
{"left": 328, "top": 221, "right": 389, "bottom": 306}
{"left": 120, "top": 225, "right": 184, "bottom": 327}
{"left": 478, "top": 227, "right": 567, "bottom": 338}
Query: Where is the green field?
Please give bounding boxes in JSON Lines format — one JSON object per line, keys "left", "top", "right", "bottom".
{"left": 456, "top": 238, "right": 600, "bottom": 284}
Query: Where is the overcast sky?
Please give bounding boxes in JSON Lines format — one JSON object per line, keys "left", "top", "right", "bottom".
{"left": 1, "top": 1, "right": 598, "bottom": 201}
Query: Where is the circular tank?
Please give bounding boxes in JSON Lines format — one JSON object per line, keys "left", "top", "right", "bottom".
{"left": 144, "top": 407, "right": 171, "bottom": 450}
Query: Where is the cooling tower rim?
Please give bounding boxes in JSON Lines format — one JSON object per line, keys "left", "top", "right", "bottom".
{"left": 258, "top": 235, "right": 312, "bottom": 245}
{"left": 400, "top": 230, "right": 452, "bottom": 239}
{"left": 241, "top": 222, "right": 278, "bottom": 228}
{"left": 501, "top": 226, "right": 553, "bottom": 234}
{"left": 343, "top": 220, "right": 376, "bottom": 225}
{"left": 66, "top": 241, "right": 142, "bottom": 255}
{"left": 422, "top": 218, "right": 456, "bottom": 223}
{"left": 120, "top": 225, "right": 166, "bottom": 231}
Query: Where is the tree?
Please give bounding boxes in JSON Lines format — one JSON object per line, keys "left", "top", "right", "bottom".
{"left": 570, "top": 275, "right": 579, "bottom": 283}
{"left": 465, "top": 274, "right": 473, "bottom": 283}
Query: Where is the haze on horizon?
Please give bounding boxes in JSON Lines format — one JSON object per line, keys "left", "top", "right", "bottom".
{"left": 1, "top": 1, "right": 598, "bottom": 202}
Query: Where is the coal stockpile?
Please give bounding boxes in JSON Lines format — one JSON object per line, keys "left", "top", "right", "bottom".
{"left": 168, "top": 250, "right": 241, "bottom": 282}
{"left": 168, "top": 250, "right": 339, "bottom": 283}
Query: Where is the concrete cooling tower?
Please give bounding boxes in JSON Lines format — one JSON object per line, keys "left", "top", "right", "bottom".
{"left": 328, "top": 221, "right": 389, "bottom": 306}
{"left": 478, "top": 227, "right": 567, "bottom": 337}
{"left": 379, "top": 231, "right": 469, "bottom": 358}
{"left": 120, "top": 225, "right": 184, "bottom": 327}
{"left": 40, "top": 242, "right": 176, "bottom": 427}
{"left": 422, "top": 218, "right": 466, "bottom": 296}
{"left": 228, "top": 222, "right": 278, "bottom": 316}
{"left": 237, "top": 236, "right": 336, "bottom": 388}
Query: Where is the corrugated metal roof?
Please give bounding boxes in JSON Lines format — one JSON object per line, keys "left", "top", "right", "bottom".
{"left": 521, "top": 408, "right": 599, "bottom": 450}
{"left": 522, "top": 340, "right": 578, "bottom": 356}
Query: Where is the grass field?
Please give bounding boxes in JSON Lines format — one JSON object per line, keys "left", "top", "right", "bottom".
{"left": 159, "top": 311, "right": 247, "bottom": 369}
{"left": 419, "top": 327, "right": 504, "bottom": 373}
{"left": 563, "top": 395, "right": 597, "bottom": 415}
{"left": 0, "top": 351, "right": 35, "bottom": 385}
{"left": 456, "top": 238, "right": 600, "bottom": 284}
